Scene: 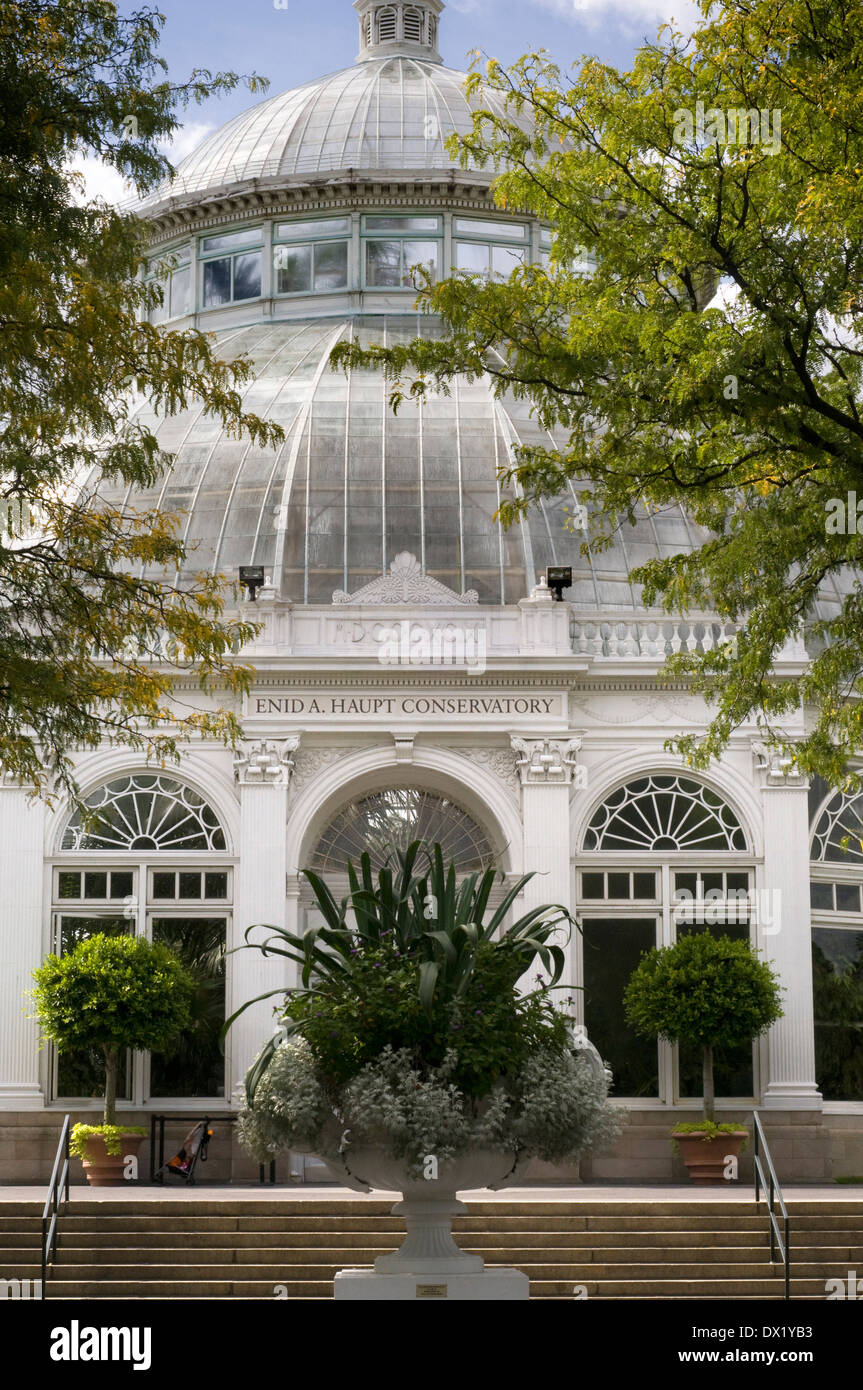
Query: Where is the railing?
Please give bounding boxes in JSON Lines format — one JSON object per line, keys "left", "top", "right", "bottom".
{"left": 753, "top": 1110, "right": 790, "bottom": 1301}
{"left": 571, "top": 616, "right": 739, "bottom": 660}
{"left": 41, "top": 1115, "right": 70, "bottom": 1299}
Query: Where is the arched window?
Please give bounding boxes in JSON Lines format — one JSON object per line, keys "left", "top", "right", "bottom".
{"left": 809, "top": 777, "right": 863, "bottom": 1100}
{"left": 310, "top": 787, "right": 494, "bottom": 873}
{"left": 579, "top": 774, "right": 753, "bottom": 1103}
{"left": 584, "top": 773, "right": 748, "bottom": 852}
{"left": 377, "top": 6, "right": 397, "bottom": 42}
{"left": 53, "top": 773, "right": 231, "bottom": 1105}
{"left": 403, "top": 6, "right": 423, "bottom": 42}
{"left": 62, "top": 773, "right": 226, "bottom": 851}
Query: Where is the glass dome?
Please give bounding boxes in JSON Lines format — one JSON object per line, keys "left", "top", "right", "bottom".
{"left": 95, "top": 315, "right": 712, "bottom": 608}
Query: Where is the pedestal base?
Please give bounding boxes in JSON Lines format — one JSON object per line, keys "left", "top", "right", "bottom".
{"left": 334, "top": 1268, "right": 529, "bottom": 1301}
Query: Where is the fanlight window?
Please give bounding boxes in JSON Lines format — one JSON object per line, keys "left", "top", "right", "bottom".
{"left": 583, "top": 775, "right": 748, "bottom": 852}
{"left": 310, "top": 788, "right": 494, "bottom": 872}
{"left": 62, "top": 775, "right": 226, "bottom": 852}
{"left": 811, "top": 787, "right": 863, "bottom": 862}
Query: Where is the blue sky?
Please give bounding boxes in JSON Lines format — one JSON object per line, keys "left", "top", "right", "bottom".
{"left": 84, "top": 0, "right": 704, "bottom": 198}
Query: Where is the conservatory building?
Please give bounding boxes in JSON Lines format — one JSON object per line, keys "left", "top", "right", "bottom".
{"left": 0, "top": 0, "right": 861, "bottom": 1183}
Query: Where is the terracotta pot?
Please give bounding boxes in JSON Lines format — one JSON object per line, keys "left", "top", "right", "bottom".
{"left": 78, "top": 1132, "right": 145, "bottom": 1188}
{"left": 676, "top": 1130, "right": 748, "bottom": 1186}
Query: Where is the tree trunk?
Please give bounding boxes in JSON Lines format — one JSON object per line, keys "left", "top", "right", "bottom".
{"left": 103, "top": 1047, "right": 117, "bottom": 1127}
{"left": 702, "top": 1044, "right": 715, "bottom": 1124}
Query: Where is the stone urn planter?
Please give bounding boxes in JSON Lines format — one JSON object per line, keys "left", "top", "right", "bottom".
{"left": 320, "top": 1147, "right": 530, "bottom": 1299}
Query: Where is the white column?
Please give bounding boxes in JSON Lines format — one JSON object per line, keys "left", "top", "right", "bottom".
{"left": 511, "top": 736, "right": 580, "bottom": 991}
{"left": 753, "top": 745, "right": 821, "bottom": 1109}
{"left": 229, "top": 738, "right": 296, "bottom": 1103}
{"left": 0, "top": 786, "right": 46, "bottom": 1108}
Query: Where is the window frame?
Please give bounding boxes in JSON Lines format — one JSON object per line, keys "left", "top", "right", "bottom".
{"left": 198, "top": 225, "right": 264, "bottom": 310}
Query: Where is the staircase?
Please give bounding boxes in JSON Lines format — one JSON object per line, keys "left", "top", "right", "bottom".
{"left": 2, "top": 1198, "right": 861, "bottom": 1299}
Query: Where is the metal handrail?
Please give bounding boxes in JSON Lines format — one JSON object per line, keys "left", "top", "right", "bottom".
{"left": 41, "top": 1115, "right": 70, "bottom": 1299}
{"left": 753, "top": 1110, "right": 790, "bottom": 1300}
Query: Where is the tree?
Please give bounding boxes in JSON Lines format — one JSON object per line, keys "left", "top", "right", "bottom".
{"left": 623, "top": 932, "right": 783, "bottom": 1121}
{"left": 0, "top": 0, "right": 282, "bottom": 799}
{"left": 29, "top": 932, "right": 195, "bottom": 1124}
{"left": 332, "top": 0, "right": 863, "bottom": 788}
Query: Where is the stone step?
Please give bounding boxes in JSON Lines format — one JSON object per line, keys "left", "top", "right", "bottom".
{"left": 43, "top": 1241, "right": 863, "bottom": 1267}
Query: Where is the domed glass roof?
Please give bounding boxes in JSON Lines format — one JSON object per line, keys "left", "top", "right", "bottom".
{"left": 141, "top": 55, "right": 513, "bottom": 213}
{"left": 95, "top": 317, "right": 713, "bottom": 609}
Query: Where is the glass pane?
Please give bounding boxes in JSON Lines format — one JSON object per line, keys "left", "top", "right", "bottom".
{"left": 491, "top": 243, "right": 525, "bottom": 278}
{"left": 150, "top": 277, "right": 167, "bottom": 323}
{"left": 581, "top": 872, "right": 604, "bottom": 900}
{"left": 366, "top": 239, "right": 401, "bottom": 286}
{"left": 169, "top": 265, "right": 191, "bottom": 317}
{"left": 276, "top": 217, "right": 350, "bottom": 238}
{"left": 677, "top": 924, "right": 754, "bottom": 1096}
{"left": 149, "top": 918, "right": 227, "bottom": 1098}
{"left": 812, "top": 928, "right": 863, "bottom": 1100}
{"left": 454, "top": 217, "right": 527, "bottom": 240}
{"left": 608, "top": 872, "right": 630, "bottom": 899}
{"left": 363, "top": 215, "right": 439, "bottom": 231}
{"left": 231, "top": 251, "right": 261, "bottom": 301}
{"left": 811, "top": 882, "right": 834, "bottom": 910}
{"left": 275, "top": 244, "right": 312, "bottom": 294}
{"left": 314, "top": 240, "right": 348, "bottom": 290}
{"left": 57, "top": 872, "right": 80, "bottom": 900}
{"left": 726, "top": 872, "right": 749, "bottom": 893}
{"left": 633, "top": 872, "right": 656, "bottom": 899}
{"left": 83, "top": 872, "right": 108, "bottom": 900}
{"left": 179, "top": 872, "right": 202, "bottom": 900}
{"left": 110, "top": 871, "right": 134, "bottom": 900}
{"left": 203, "top": 257, "right": 231, "bottom": 307}
{"left": 583, "top": 917, "right": 659, "bottom": 1097}
{"left": 402, "top": 240, "right": 438, "bottom": 285}
{"left": 204, "top": 871, "right": 229, "bottom": 900}
{"left": 200, "top": 228, "right": 262, "bottom": 252}
{"left": 836, "top": 883, "right": 861, "bottom": 913}
{"left": 152, "top": 871, "right": 176, "bottom": 900}
{"left": 57, "top": 917, "right": 130, "bottom": 1099}
{"left": 455, "top": 241, "right": 489, "bottom": 274}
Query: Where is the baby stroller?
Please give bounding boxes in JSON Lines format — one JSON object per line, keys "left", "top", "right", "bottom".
{"left": 154, "top": 1119, "right": 213, "bottom": 1184}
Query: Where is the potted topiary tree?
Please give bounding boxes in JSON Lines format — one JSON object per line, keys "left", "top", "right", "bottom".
{"left": 623, "top": 932, "right": 783, "bottom": 1184}
{"left": 30, "top": 933, "right": 195, "bottom": 1185}
{"left": 229, "top": 841, "right": 621, "bottom": 1297}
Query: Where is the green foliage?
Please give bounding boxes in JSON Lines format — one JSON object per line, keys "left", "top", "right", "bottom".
{"left": 235, "top": 842, "right": 620, "bottom": 1175}
{"left": 671, "top": 1121, "right": 748, "bottom": 1150}
{"left": 0, "top": 1, "right": 281, "bottom": 800}
{"left": 283, "top": 939, "right": 569, "bottom": 1096}
{"left": 69, "top": 1123, "right": 146, "bottom": 1158}
{"left": 238, "top": 1040, "right": 621, "bottom": 1176}
{"left": 227, "top": 841, "right": 574, "bottom": 1103}
{"left": 624, "top": 933, "right": 783, "bottom": 1049}
{"left": 30, "top": 932, "right": 194, "bottom": 1122}
{"left": 330, "top": 0, "right": 863, "bottom": 787}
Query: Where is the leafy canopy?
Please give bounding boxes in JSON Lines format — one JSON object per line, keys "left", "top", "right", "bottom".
{"left": 30, "top": 931, "right": 195, "bottom": 1055}
{"left": 332, "top": 0, "right": 863, "bottom": 787}
{"left": 0, "top": 0, "right": 282, "bottom": 799}
{"left": 624, "top": 932, "right": 783, "bottom": 1050}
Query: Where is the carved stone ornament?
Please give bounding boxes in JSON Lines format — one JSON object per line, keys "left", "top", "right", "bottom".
{"left": 751, "top": 739, "right": 806, "bottom": 785}
{"left": 332, "top": 552, "right": 479, "bottom": 606}
{"left": 233, "top": 736, "right": 300, "bottom": 785}
{"left": 510, "top": 735, "right": 584, "bottom": 785}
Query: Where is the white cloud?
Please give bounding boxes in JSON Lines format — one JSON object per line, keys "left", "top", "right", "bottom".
{"left": 69, "top": 122, "right": 216, "bottom": 208}
{"left": 530, "top": 0, "right": 703, "bottom": 35}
